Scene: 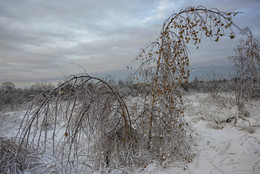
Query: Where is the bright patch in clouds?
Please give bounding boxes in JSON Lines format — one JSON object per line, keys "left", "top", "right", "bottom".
{"left": 143, "top": 0, "right": 178, "bottom": 23}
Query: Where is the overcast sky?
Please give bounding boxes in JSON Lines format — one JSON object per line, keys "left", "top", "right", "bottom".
{"left": 0, "top": 0, "right": 259, "bottom": 88}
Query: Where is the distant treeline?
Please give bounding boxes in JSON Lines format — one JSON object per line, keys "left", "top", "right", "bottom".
{"left": 0, "top": 78, "right": 259, "bottom": 111}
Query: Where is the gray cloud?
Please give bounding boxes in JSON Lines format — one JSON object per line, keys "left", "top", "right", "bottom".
{"left": 0, "top": 0, "right": 259, "bottom": 87}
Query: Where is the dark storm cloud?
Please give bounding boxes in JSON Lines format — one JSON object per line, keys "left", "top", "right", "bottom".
{"left": 0, "top": 0, "right": 259, "bottom": 87}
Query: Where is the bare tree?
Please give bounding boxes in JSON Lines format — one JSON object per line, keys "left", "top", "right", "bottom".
{"left": 228, "top": 28, "right": 260, "bottom": 121}
{"left": 1, "top": 81, "right": 15, "bottom": 91}
{"left": 8, "top": 75, "right": 137, "bottom": 173}
{"left": 30, "top": 81, "right": 55, "bottom": 92}
{"left": 204, "top": 67, "right": 225, "bottom": 98}
{"left": 0, "top": 82, "right": 16, "bottom": 110}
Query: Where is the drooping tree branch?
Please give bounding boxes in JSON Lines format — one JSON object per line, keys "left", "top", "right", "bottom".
{"left": 133, "top": 6, "right": 246, "bottom": 153}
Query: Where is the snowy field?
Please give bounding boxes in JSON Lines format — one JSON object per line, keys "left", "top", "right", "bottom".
{"left": 1, "top": 92, "right": 260, "bottom": 174}
{"left": 142, "top": 93, "right": 260, "bottom": 174}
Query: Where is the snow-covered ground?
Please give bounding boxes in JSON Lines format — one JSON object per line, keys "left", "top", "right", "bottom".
{"left": 1, "top": 93, "right": 260, "bottom": 173}
{"left": 141, "top": 93, "right": 260, "bottom": 174}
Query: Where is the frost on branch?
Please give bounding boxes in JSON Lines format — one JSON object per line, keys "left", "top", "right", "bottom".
{"left": 132, "top": 6, "right": 244, "bottom": 164}
{"left": 13, "top": 75, "right": 139, "bottom": 172}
